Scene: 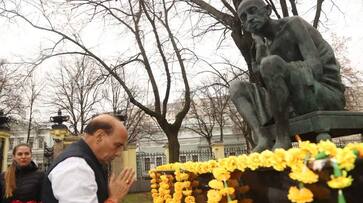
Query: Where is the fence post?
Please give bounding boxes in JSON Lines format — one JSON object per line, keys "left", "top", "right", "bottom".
{"left": 163, "top": 144, "right": 169, "bottom": 164}
{"left": 212, "top": 142, "right": 225, "bottom": 160}
{"left": 127, "top": 144, "right": 137, "bottom": 179}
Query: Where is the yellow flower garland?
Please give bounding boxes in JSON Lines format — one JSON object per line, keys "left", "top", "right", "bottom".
{"left": 149, "top": 141, "right": 363, "bottom": 203}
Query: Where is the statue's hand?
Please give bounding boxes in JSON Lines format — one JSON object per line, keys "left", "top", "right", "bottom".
{"left": 251, "top": 33, "right": 264, "bottom": 47}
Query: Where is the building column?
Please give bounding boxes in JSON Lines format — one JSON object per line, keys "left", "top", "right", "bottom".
{"left": 212, "top": 141, "right": 225, "bottom": 160}
{"left": 127, "top": 144, "right": 137, "bottom": 179}
{"left": 0, "top": 131, "right": 11, "bottom": 172}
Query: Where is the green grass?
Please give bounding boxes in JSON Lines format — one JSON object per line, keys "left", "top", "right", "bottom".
{"left": 123, "top": 192, "right": 153, "bottom": 203}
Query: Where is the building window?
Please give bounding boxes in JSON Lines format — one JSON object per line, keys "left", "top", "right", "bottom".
{"left": 144, "top": 158, "right": 151, "bottom": 171}
{"left": 156, "top": 157, "right": 162, "bottom": 166}
{"left": 180, "top": 155, "right": 186, "bottom": 163}
{"left": 38, "top": 137, "right": 44, "bottom": 148}
{"left": 9, "top": 138, "right": 14, "bottom": 150}
{"left": 192, "top": 155, "right": 198, "bottom": 162}
{"left": 28, "top": 138, "right": 34, "bottom": 148}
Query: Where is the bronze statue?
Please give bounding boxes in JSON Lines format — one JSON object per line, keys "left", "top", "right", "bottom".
{"left": 230, "top": 0, "right": 345, "bottom": 152}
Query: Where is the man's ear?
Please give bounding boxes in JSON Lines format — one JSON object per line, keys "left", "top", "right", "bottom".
{"left": 265, "top": 5, "right": 272, "bottom": 16}
{"left": 94, "top": 129, "right": 105, "bottom": 143}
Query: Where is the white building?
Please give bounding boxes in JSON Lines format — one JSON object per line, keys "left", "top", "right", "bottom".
{"left": 7, "top": 120, "right": 52, "bottom": 170}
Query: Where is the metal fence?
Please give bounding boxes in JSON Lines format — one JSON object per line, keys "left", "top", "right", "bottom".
{"left": 136, "top": 152, "right": 166, "bottom": 179}
{"left": 224, "top": 143, "right": 249, "bottom": 156}
{"left": 136, "top": 149, "right": 214, "bottom": 179}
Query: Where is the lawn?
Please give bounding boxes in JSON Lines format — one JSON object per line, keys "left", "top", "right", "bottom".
{"left": 123, "top": 192, "right": 153, "bottom": 203}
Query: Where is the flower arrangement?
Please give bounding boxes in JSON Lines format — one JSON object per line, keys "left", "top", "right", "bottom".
{"left": 149, "top": 140, "right": 363, "bottom": 203}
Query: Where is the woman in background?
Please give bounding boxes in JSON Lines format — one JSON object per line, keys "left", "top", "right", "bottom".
{"left": 0, "top": 143, "right": 44, "bottom": 203}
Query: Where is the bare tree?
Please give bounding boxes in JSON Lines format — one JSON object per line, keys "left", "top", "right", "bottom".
{"left": 1, "top": 0, "right": 194, "bottom": 162}
{"left": 101, "top": 74, "right": 148, "bottom": 144}
{"left": 331, "top": 34, "right": 363, "bottom": 111}
{"left": 47, "top": 56, "right": 103, "bottom": 135}
{"left": 0, "top": 61, "right": 24, "bottom": 116}
{"left": 23, "top": 75, "right": 42, "bottom": 143}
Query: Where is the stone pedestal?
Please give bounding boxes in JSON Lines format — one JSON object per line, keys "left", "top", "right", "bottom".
{"left": 212, "top": 142, "right": 225, "bottom": 160}
{"left": 112, "top": 144, "right": 137, "bottom": 178}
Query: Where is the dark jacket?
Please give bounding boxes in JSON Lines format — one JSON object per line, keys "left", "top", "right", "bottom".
{"left": 42, "top": 139, "right": 109, "bottom": 203}
{"left": 0, "top": 161, "right": 44, "bottom": 203}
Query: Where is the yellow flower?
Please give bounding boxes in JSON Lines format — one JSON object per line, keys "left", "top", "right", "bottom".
{"left": 172, "top": 191, "right": 183, "bottom": 200}
{"left": 317, "top": 140, "right": 337, "bottom": 156}
{"left": 207, "top": 189, "right": 222, "bottom": 202}
{"left": 212, "top": 168, "right": 231, "bottom": 181}
{"left": 287, "top": 186, "right": 313, "bottom": 203}
{"left": 285, "top": 148, "right": 305, "bottom": 168}
{"left": 260, "top": 150, "right": 274, "bottom": 168}
{"left": 228, "top": 200, "right": 238, "bottom": 203}
{"left": 346, "top": 143, "right": 363, "bottom": 158}
{"left": 175, "top": 171, "right": 189, "bottom": 181}
{"left": 185, "top": 196, "right": 196, "bottom": 203}
{"left": 299, "top": 141, "right": 318, "bottom": 157}
{"left": 247, "top": 153, "right": 261, "bottom": 170}
{"left": 220, "top": 187, "right": 235, "bottom": 195}
{"left": 336, "top": 148, "right": 356, "bottom": 171}
{"left": 183, "top": 190, "right": 193, "bottom": 196}
{"left": 151, "top": 183, "right": 158, "bottom": 189}
{"left": 327, "top": 171, "right": 353, "bottom": 189}
{"left": 208, "top": 179, "right": 224, "bottom": 190}
{"left": 220, "top": 156, "right": 238, "bottom": 172}
{"left": 271, "top": 148, "right": 287, "bottom": 171}
{"left": 289, "top": 165, "right": 318, "bottom": 184}
{"left": 237, "top": 154, "right": 248, "bottom": 172}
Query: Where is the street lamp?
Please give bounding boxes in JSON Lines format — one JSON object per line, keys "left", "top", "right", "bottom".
{"left": 49, "top": 109, "right": 70, "bottom": 159}
{"left": 0, "top": 110, "right": 10, "bottom": 172}
{"left": 50, "top": 109, "right": 70, "bottom": 140}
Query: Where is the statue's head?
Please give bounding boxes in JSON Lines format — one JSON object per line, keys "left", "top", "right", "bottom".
{"left": 237, "top": 0, "right": 272, "bottom": 33}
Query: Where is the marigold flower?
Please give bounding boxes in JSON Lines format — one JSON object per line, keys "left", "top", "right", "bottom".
{"left": 271, "top": 148, "right": 287, "bottom": 171}
{"left": 336, "top": 148, "right": 356, "bottom": 171}
{"left": 209, "top": 179, "right": 224, "bottom": 190}
{"left": 327, "top": 171, "right": 353, "bottom": 189}
{"left": 247, "top": 153, "right": 261, "bottom": 170}
{"left": 220, "top": 187, "right": 235, "bottom": 195}
{"left": 207, "top": 189, "right": 222, "bottom": 202}
{"left": 289, "top": 165, "right": 318, "bottom": 184}
{"left": 212, "top": 168, "right": 231, "bottom": 181}
{"left": 260, "top": 150, "right": 274, "bottom": 168}
{"left": 317, "top": 140, "right": 337, "bottom": 157}
{"left": 299, "top": 141, "right": 318, "bottom": 157}
{"left": 237, "top": 154, "right": 248, "bottom": 172}
{"left": 287, "top": 186, "right": 313, "bottom": 203}
{"left": 285, "top": 148, "right": 305, "bottom": 168}
{"left": 185, "top": 196, "right": 196, "bottom": 203}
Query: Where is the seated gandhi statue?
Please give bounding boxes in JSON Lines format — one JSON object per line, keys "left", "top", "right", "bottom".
{"left": 229, "top": 0, "right": 346, "bottom": 152}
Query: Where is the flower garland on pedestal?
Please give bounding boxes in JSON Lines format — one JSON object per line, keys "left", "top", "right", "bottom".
{"left": 149, "top": 140, "right": 363, "bottom": 203}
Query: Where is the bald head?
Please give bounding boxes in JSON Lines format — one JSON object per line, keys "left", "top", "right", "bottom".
{"left": 84, "top": 114, "right": 128, "bottom": 164}
{"left": 237, "top": 0, "right": 271, "bottom": 33}
{"left": 238, "top": 0, "right": 266, "bottom": 13}
{"left": 84, "top": 114, "right": 126, "bottom": 136}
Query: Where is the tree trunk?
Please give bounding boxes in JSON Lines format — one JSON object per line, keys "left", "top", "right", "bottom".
{"left": 167, "top": 132, "right": 180, "bottom": 163}
{"left": 207, "top": 138, "right": 213, "bottom": 157}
